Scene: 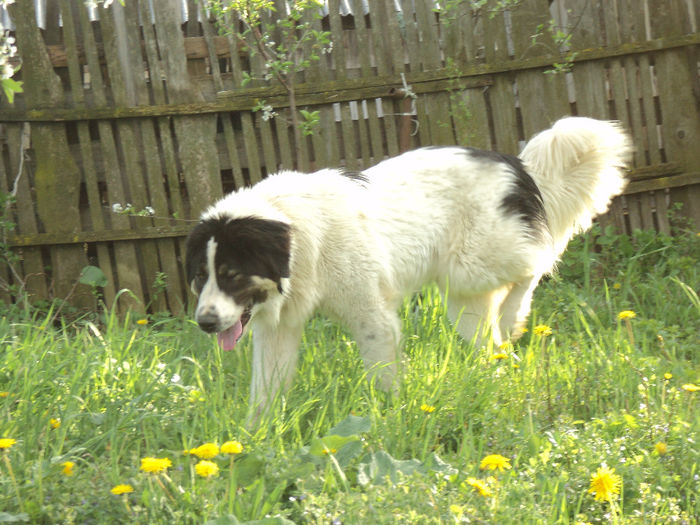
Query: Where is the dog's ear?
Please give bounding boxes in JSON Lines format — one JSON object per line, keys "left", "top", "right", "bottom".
{"left": 185, "top": 221, "right": 215, "bottom": 287}
{"left": 221, "top": 217, "right": 291, "bottom": 289}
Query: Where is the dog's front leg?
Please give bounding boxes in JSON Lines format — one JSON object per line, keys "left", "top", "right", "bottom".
{"left": 248, "top": 322, "right": 304, "bottom": 421}
{"left": 349, "top": 309, "right": 401, "bottom": 394}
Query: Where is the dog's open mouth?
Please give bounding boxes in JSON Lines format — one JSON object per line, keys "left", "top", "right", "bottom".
{"left": 217, "top": 308, "right": 251, "bottom": 351}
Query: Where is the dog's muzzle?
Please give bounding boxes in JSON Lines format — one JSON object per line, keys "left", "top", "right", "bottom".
{"left": 197, "top": 312, "right": 219, "bottom": 333}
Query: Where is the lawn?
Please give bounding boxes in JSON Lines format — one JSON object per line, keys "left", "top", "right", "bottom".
{"left": 1, "top": 224, "right": 698, "bottom": 524}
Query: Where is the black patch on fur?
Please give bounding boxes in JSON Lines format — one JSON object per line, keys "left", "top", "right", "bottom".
{"left": 185, "top": 225, "right": 211, "bottom": 293}
{"left": 185, "top": 216, "right": 291, "bottom": 296}
{"left": 339, "top": 169, "right": 369, "bottom": 184}
{"left": 465, "top": 148, "right": 548, "bottom": 237}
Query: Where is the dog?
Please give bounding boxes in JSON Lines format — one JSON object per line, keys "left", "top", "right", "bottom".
{"left": 185, "top": 117, "right": 631, "bottom": 414}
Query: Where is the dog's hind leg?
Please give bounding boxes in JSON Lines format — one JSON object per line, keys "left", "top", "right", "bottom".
{"left": 249, "top": 322, "right": 304, "bottom": 417}
{"left": 446, "top": 287, "right": 510, "bottom": 348}
{"left": 498, "top": 276, "right": 540, "bottom": 341}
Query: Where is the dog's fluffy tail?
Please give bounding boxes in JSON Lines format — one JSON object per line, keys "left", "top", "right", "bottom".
{"left": 519, "top": 117, "right": 632, "bottom": 255}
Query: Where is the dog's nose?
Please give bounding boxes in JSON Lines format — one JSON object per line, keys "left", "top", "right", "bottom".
{"left": 197, "top": 313, "right": 218, "bottom": 333}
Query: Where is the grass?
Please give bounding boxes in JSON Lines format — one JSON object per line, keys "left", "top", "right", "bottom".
{"left": 1, "top": 225, "right": 699, "bottom": 524}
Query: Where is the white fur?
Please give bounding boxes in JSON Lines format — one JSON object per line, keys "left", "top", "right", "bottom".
{"left": 193, "top": 117, "right": 631, "bottom": 414}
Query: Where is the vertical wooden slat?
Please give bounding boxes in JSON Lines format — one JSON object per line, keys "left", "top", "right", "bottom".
{"left": 350, "top": 0, "right": 372, "bottom": 77}
{"left": 617, "top": 0, "right": 648, "bottom": 168}
{"left": 442, "top": 2, "right": 472, "bottom": 66}
{"left": 222, "top": 11, "right": 253, "bottom": 187}
{"left": 413, "top": 3, "right": 451, "bottom": 146}
{"left": 367, "top": 2, "right": 390, "bottom": 75}
{"left": 121, "top": 2, "right": 172, "bottom": 311}
{"left": 274, "top": 109, "right": 296, "bottom": 171}
{"left": 0, "top": 133, "right": 12, "bottom": 303}
{"left": 650, "top": 0, "right": 700, "bottom": 172}
{"left": 413, "top": 0, "right": 442, "bottom": 71}
{"left": 318, "top": 105, "right": 341, "bottom": 168}
{"left": 451, "top": 88, "right": 491, "bottom": 150}
{"left": 59, "top": 0, "right": 114, "bottom": 308}
{"left": 399, "top": 0, "right": 419, "bottom": 73}
{"left": 340, "top": 102, "right": 359, "bottom": 170}
{"left": 366, "top": 99, "right": 386, "bottom": 164}
{"left": 328, "top": 0, "right": 346, "bottom": 80}
{"left": 365, "top": 3, "right": 401, "bottom": 158}
{"left": 382, "top": 1, "right": 405, "bottom": 76}
{"left": 482, "top": 4, "right": 518, "bottom": 154}
{"left": 638, "top": 54, "right": 662, "bottom": 166}
{"left": 9, "top": 2, "right": 87, "bottom": 304}
{"left": 153, "top": 0, "right": 222, "bottom": 216}
{"left": 4, "top": 124, "right": 49, "bottom": 300}
{"left": 302, "top": 6, "right": 326, "bottom": 169}
{"left": 356, "top": 102, "right": 372, "bottom": 168}
{"left": 139, "top": 1, "right": 186, "bottom": 218}
{"left": 259, "top": 114, "right": 281, "bottom": 175}
{"left": 649, "top": 0, "right": 700, "bottom": 232}
{"left": 513, "top": 0, "right": 566, "bottom": 138}
{"left": 566, "top": 0, "right": 609, "bottom": 121}
{"left": 92, "top": 5, "right": 147, "bottom": 311}
{"left": 200, "top": 5, "right": 251, "bottom": 188}
{"left": 651, "top": 191, "right": 672, "bottom": 235}
{"left": 226, "top": 26, "right": 266, "bottom": 176}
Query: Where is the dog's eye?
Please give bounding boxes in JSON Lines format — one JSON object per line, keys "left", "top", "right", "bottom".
{"left": 218, "top": 265, "right": 239, "bottom": 280}
{"left": 193, "top": 264, "right": 207, "bottom": 288}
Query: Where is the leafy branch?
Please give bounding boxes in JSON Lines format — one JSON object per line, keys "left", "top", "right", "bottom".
{"left": 207, "top": 0, "right": 331, "bottom": 166}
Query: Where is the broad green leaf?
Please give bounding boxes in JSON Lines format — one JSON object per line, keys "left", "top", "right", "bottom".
{"left": 309, "top": 434, "right": 359, "bottom": 457}
{"left": 79, "top": 265, "right": 108, "bottom": 287}
{"left": 328, "top": 414, "right": 371, "bottom": 436}
{"left": 357, "top": 451, "right": 424, "bottom": 486}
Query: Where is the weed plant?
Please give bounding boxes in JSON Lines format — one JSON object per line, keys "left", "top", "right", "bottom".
{"left": 0, "top": 226, "right": 698, "bottom": 524}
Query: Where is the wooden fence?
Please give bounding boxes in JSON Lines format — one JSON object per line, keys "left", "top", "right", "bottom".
{"left": 1, "top": 0, "right": 699, "bottom": 313}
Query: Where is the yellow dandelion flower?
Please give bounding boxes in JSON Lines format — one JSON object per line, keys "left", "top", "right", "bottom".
{"left": 533, "top": 324, "right": 552, "bottom": 337}
{"left": 498, "top": 341, "right": 513, "bottom": 350}
{"left": 654, "top": 442, "right": 667, "bottom": 456}
{"left": 50, "top": 418, "right": 61, "bottom": 429}
{"left": 490, "top": 352, "right": 508, "bottom": 361}
{"left": 663, "top": 372, "right": 672, "bottom": 380}
{"left": 195, "top": 460, "right": 219, "bottom": 478}
{"left": 0, "top": 391, "right": 9, "bottom": 398}
{"left": 464, "top": 477, "right": 493, "bottom": 497}
{"left": 420, "top": 403, "right": 436, "bottom": 413}
{"left": 62, "top": 461, "right": 75, "bottom": 476}
{"left": 588, "top": 464, "right": 622, "bottom": 502}
{"left": 136, "top": 318, "right": 148, "bottom": 325}
{"left": 480, "top": 454, "right": 511, "bottom": 472}
{"left": 139, "top": 457, "right": 172, "bottom": 473}
{"left": 191, "top": 443, "right": 219, "bottom": 459}
{"left": 221, "top": 441, "right": 243, "bottom": 455}
{"left": 0, "top": 438, "right": 17, "bottom": 450}
{"left": 111, "top": 484, "right": 134, "bottom": 495}
{"left": 613, "top": 282, "right": 622, "bottom": 290}
{"left": 682, "top": 383, "right": 699, "bottom": 392}
{"left": 617, "top": 310, "right": 636, "bottom": 320}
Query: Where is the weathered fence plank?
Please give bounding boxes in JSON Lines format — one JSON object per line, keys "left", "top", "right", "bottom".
{"left": 9, "top": 2, "right": 90, "bottom": 305}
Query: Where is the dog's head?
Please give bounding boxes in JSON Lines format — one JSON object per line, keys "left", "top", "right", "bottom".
{"left": 185, "top": 216, "right": 291, "bottom": 350}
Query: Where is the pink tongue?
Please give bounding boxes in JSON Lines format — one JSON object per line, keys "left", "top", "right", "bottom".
{"left": 217, "top": 320, "right": 243, "bottom": 351}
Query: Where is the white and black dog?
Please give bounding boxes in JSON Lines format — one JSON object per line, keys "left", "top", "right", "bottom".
{"left": 185, "top": 117, "right": 631, "bottom": 413}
